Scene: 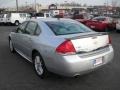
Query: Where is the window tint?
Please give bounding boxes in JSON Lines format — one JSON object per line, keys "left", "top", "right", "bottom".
{"left": 36, "top": 13, "right": 44, "bottom": 17}
{"left": 46, "top": 14, "right": 49, "bottom": 17}
{"left": 17, "top": 21, "right": 28, "bottom": 33}
{"left": 46, "top": 21, "right": 93, "bottom": 35}
{"left": 25, "top": 21, "right": 37, "bottom": 35}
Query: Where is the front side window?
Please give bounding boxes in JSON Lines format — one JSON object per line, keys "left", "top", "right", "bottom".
{"left": 25, "top": 21, "right": 37, "bottom": 35}
{"left": 0, "top": 14, "right": 3, "bottom": 18}
{"left": 46, "top": 21, "right": 93, "bottom": 35}
{"left": 17, "top": 21, "right": 28, "bottom": 33}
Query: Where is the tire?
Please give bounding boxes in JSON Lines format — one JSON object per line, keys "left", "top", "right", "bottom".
{"left": 105, "top": 27, "right": 109, "bottom": 32}
{"left": 15, "top": 21, "right": 19, "bottom": 26}
{"left": 9, "top": 39, "right": 15, "bottom": 53}
{"left": 33, "top": 52, "right": 48, "bottom": 78}
{"left": 116, "top": 29, "right": 120, "bottom": 33}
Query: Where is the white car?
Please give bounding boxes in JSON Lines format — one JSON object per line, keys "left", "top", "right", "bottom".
{"left": 6, "top": 13, "right": 30, "bottom": 25}
{"left": 0, "top": 14, "right": 7, "bottom": 24}
{"left": 32, "top": 13, "right": 52, "bottom": 19}
{"left": 116, "top": 20, "right": 120, "bottom": 32}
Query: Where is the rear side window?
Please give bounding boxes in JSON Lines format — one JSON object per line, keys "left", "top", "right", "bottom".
{"left": 35, "top": 13, "right": 44, "bottom": 17}
{"left": 25, "top": 21, "right": 37, "bottom": 35}
{"left": 46, "top": 21, "right": 93, "bottom": 35}
{"left": 99, "top": 18, "right": 105, "bottom": 21}
{"left": 6, "top": 13, "right": 11, "bottom": 18}
{"left": 20, "top": 13, "right": 27, "bottom": 18}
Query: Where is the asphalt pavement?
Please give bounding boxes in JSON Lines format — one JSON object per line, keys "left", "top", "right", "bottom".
{"left": 0, "top": 26, "right": 120, "bottom": 90}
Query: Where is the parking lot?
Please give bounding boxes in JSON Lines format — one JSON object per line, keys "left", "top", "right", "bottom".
{"left": 0, "top": 26, "right": 120, "bottom": 90}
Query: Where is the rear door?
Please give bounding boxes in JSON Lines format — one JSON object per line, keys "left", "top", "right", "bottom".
{"left": 0, "top": 14, "right": 3, "bottom": 23}
{"left": 20, "top": 21, "right": 38, "bottom": 58}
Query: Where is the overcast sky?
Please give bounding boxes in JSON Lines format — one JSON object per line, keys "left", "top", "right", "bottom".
{"left": 0, "top": 0, "right": 119, "bottom": 8}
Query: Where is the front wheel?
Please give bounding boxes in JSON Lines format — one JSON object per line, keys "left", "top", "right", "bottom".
{"left": 9, "top": 39, "right": 15, "bottom": 53}
{"left": 33, "top": 53, "right": 48, "bottom": 78}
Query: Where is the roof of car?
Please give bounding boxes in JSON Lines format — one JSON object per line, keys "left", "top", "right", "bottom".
{"left": 31, "top": 18, "right": 77, "bottom": 23}
{"left": 94, "top": 16, "right": 111, "bottom": 19}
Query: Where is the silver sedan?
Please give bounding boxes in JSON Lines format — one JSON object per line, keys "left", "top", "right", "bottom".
{"left": 9, "top": 18, "right": 114, "bottom": 78}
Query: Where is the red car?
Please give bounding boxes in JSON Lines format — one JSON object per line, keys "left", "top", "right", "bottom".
{"left": 72, "top": 14, "right": 89, "bottom": 24}
{"left": 85, "top": 16, "right": 116, "bottom": 32}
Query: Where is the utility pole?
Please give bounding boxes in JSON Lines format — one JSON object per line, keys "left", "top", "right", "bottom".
{"left": 16, "top": 0, "right": 18, "bottom": 12}
{"left": 25, "top": 1, "right": 28, "bottom": 8}
{"left": 35, "top": 0, "right": 37, "bottom": 13}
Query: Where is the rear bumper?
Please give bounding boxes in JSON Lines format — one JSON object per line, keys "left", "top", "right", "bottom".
{"left": 48, "top": 45, "right": 114, "bottom": 77}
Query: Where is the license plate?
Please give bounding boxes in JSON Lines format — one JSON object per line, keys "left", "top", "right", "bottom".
{"left": 93, "top": 57, "right": 103, "bottom": 66}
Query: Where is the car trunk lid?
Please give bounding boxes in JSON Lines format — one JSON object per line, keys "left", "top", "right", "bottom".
{"left": 62, "top": 32, "right": 109, "bottom": 53}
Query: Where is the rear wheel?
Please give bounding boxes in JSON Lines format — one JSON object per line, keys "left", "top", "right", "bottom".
{"left": 15, "top": 21, "right": 19, "bottom": 26}
{"left": 33, "top": 52, "right": 48, "bottom": 78}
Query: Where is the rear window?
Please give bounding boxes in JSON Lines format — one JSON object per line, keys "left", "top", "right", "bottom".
{"left": 107, "top": 17, "right": 113, "bottom": 22}
{"left": 45, "top": 21, "right": 93, "bottom": 35}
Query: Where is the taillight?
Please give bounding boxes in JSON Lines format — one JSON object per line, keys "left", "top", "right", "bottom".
{"left": 108, "top": 36, "right": 112, "bottom": 44}
{"left": 56, "top": 40, "right": 76, "bottom": 54}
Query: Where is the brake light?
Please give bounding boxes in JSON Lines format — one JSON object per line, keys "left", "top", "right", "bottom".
{"left": 56, "top": 40, "right": 76, "bottom": 54}
{"left": 109, "top": 36, "right": 112, "bottom": 44}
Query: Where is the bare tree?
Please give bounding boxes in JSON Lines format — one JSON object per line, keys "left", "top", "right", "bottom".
{"left": 112, "top": 0, "right": 118, "bottom": 7}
